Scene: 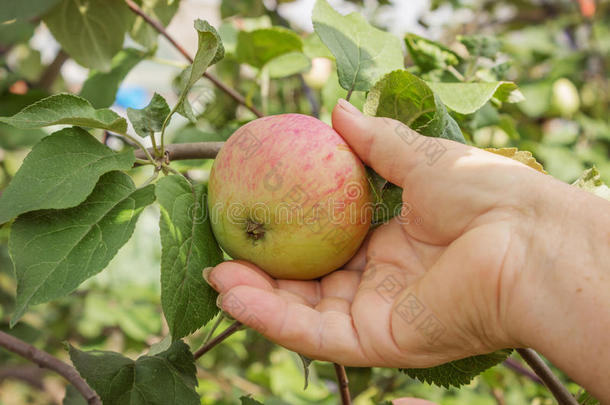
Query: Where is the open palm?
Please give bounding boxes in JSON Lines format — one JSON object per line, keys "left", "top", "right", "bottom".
{"left": 205, "top": 101, "right": 549, "bottom": 368}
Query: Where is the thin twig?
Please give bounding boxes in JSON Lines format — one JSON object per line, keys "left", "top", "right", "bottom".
{"left": 37, "top": 50, "right": 69, "bottom": 90}
{"left": 516, "top": 348, "right": 578, "bottom": 405}
{"left": 135, "top": 141, "right": 224, "bottom": 162}
{"left": 193, "top": 321, "right": 243, "bottom": 359}
{"left": 345, "top": 86, "right": 354, "bottom": 102}
{"left": 0, "top": 331, "right": 101, "bottom": 405}
{"left": 124, "top": 0, "right": 263, "bottom": 118}
{"left": 503, "top": 357, "right": 543, "bottom": 385}
{"left": 0, "top": 365, "right": 46, "bottom": 390}
{"left": 121, "top": 132, "right": 156, "bottom": 163}
{"left": 299, "top": 75, "right": 320, "bottom": 118}
{"left": 333, "top": 363, "right": 351, "bottom": 405}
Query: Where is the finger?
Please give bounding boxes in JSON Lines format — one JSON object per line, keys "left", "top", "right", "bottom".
{"left": 342, "top": 230, "right": 371, "bottom": 271}
{"left": 219, "top": 285, "right": 370, "bottom": 366}
{"left": 277, "top": 279, "right": 321, "bottom": 306}
{"left": 315, "top": 296, "right": 351, "bottom": 314}
{"left": 205, "top": 260, "right": 276, "bottom": 293}
{"left": 332, "top": 99, "right": 467, "bottom": 188}
{"left": 320, "top": 269, "right": 361, "bottom": 302}
{"left": 367, "top": 218, "right": 442, "bottom": 274}
{"left": 208, "top": 261, "right": 324, "bottom": 307}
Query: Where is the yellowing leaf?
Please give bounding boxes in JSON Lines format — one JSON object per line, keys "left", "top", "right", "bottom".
{"left": 485, "top": 147, "right": 547, "bottom": 174}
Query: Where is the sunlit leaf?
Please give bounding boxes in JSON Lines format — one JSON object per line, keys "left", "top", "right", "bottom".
{"left": 0, "top": 127, "right": 134, "bottom": 223}
{"left": 313, "top": 0, "right": 403, "bottom": 92}
{"left": 43, "top": 0, "right": 131, "bottom": 71}
{"left": 10, "top": 171, "right": 155, "bottom": 325}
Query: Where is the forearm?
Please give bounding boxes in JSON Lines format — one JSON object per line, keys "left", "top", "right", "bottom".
{"left": 513, "top": 178, "right": 610, "bottom": 402}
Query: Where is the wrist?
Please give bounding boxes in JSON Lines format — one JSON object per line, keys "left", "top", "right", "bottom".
{"left": 504, "top": 176, "right": 610, "bottom": 400}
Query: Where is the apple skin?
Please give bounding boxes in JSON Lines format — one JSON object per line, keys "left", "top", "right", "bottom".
{"left": 208, "top": 113, "right": 372, "bottom": 280}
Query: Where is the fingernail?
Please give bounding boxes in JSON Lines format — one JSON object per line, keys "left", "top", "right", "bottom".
{"left": 216, "top": 293, "right": 224, "bottom": 309}
{"left": 338, "top": 98, "right": 362, "bottom": 115}
{"left": 202, "top": 267, "right": 215, "bottom": 287}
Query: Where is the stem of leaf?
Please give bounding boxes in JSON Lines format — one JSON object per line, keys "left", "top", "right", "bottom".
{"left": 120, "top": 132, "right": 156, "bottom": 164}
{"left": 203, "top": 312, "right": 226, "bottom": 344}
{"left": 193, "top": 321, "right": 243, "bottom": 359}
{"left": 149, "top": 131, "right": 160, "bottom": 156}
{"left": 447, "top": 65, "right": 466, "bottom": 82}
{"left": 149, "top": 56, "right": 188, "bottom": 69}
{"left": 140, "top": 169, "right": 160, "bottom": 187}
{"left": 345, "top": 86, "right": 354, "bottom": 102}
{"left": 135, "top": 158, "right": 152, "bottom": 166}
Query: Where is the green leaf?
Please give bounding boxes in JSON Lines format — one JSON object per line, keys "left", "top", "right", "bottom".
{"left": 156, "top": 175, "right": 223, "bottom": 340}
{"left": 404, "top": 33, "right": 460, "bottom": 72}
{"left": 236, "top": 27, "right": 302, "bottom": 69}
{"left": 364, "top": 70, "right": 465, "bottom": 143}
{"left": 372, "top": 185, "right": 403, "bottom": 225}
{"left": 172, "top": 19, "right": 222, "bottom": 123}
{"left": 401, "top": 349, "right": 512, "bottom": 388}
{"left": 426, "top": 81, "right": 524, "bottom": 115}
{"left": 458, "top": 35, "right": 502, "bottom": 59}
{"left": 0, "top": 0, "right": 61, "bottom": 22}
{"left": 313, "top": 0, "right": 403, "bottom": 92}
{"left": 43, "top": 0, "right": 131, "bottom": 71}
{"left": 130, "top": 0, "right": 181, "bottom": 49}
{"left": 0, "top": 20, "right": 35, "bottom": 47}
{"left": 240, "top": 396, "right": 264, "bottom": 405}
{"left": 572, "top": 167, "right": 610, "bottom": 201}
{"left": 127, "top": 93, "right": 171, "bottom": 138}
{"left": 221, "top": 0, "right": 265, "bottom": 19}
{"left": 298, "top": 354, "right": 313, "bottom": 390}
{"left": 193, "top": 19, "right": 225, "bottom": 67}
{"left": 69, "top": 340, "right": 199, "bottom": 405}
{"left": 80, "top": 48, "right": 147, "bottom": 109}
{"left": 62, "top": 385, "right": 87, "bottom": 405}
{"left": 9, "top": 171, "right": 155, "bottom": 325}
{"left": 303, "top": 33, "right": 334, "bottom": 60}
{"left": 266, "top": 52, "right": 311, "bottom": 78}
{"left": 577, "top": 390, "right": 601, "bottom": 405}
{"left": 0, "top": 127, "right": 135, "bottom": 224}
{"left": 0, "top": 93, "right": 128, "bottom": 133}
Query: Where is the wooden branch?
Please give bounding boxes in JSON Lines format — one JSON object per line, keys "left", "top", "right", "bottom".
{"left": 516, "top": 348, "right": 578, "bottom": 405}
{"left": 0, "top": 331, "right": 101, "bottom": 405}
{"left": 0, "top": 364, "right": 46, "bottom": 390}
{"left": 37, "top": 50, "right": 69, "bottom": 91}
{"left": 193, "top": 321, "right": 243, "bottom": 359}
{"left": 503, "top": 357, "right": 543, "bottom": 385}
{"left": 124, "top": 0, "right": 263, "bottom": 118}
{"left": 134, "top": 141, "right": 224, "bottom": 162}
{"left": 333, "top": 363, "right": 351, "bottom": 405}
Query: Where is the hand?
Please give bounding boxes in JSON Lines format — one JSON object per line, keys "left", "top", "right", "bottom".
{"left": 204, "top": 99, "right": 556, "bottom": 368}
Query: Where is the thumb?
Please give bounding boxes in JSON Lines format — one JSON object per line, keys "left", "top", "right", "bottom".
{"left": 331, "top": 99, "right": 462, "bottom": 188}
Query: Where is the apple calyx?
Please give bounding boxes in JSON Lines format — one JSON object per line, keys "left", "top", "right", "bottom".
{"left": 245, "top": 218, "right": 265, "bottom": 240}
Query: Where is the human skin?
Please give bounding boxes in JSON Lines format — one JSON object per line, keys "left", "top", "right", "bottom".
{"left": 204, "top": 99, "right": 610, "bottom": 402}
{"left": 207, "top": 113, "right": 371, "bottom": 280}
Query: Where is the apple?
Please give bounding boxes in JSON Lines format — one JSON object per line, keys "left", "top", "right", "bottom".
{"left": 551, "top": 78, "right": 580, "bottom": 117}
{"left": 207, "top": 113, "right": 372, "bottom": 280}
